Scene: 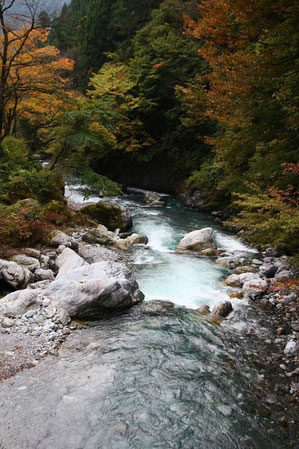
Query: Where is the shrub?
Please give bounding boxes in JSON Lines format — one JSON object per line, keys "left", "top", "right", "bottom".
{"left": 43, "top": 200, "right": 72, "bottom": 225}
{"left": 1, "top": 168, "right": 65, "bottom": 205}
{"left": 0, "top": 199, "right": 47, "bottom": 247}
{"left": 226, "top": 188, "right": 299, "bottom": 255}
{"left": 186, "top": 159, "right": 224, "bottom": 193}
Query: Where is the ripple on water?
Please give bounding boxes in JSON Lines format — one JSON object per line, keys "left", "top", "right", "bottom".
{"left": 0, "top": 308, "right": 285, "bottom": 449}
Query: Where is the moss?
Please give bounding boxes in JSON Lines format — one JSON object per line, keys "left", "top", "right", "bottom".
{"left": 81, "top": 202, "right": 122, "bottom": 231}
{"left": 43, "top": 200, "right": 72, "bottom": 226}
{"left": 72, "top": 211, "right": 97, "bottom": 227}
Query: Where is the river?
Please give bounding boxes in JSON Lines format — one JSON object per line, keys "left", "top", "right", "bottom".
{"left": 0, "top": 182, "right": 292, "bottom": 449}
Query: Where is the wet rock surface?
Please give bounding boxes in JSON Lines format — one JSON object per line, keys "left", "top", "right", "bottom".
{"left": 176, "top": 227, "right": 217, "bottom": 254}
{"left": 0, "top": 305, "right": 298, "bottom": 449}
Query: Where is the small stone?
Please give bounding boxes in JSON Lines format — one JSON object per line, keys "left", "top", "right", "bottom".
{"left": 211, "top": 301, "right": 233, "bottom": 318}
{"left": 1, "top": 317, "right": 15, "bottom": 328}
{"left": 284, "top": 340, "right": 297, "bottom": 354}
{"left": 225, "top": 274, "right": 241, "bottom": 288}
{"left": 228, "top": 291, "right": 243, "bottom": 299}
{"left": 217, "top": 404, "right": 232, "bottom": 416}
{"left": 194, "top": 305, "right": 210, "bottom": 315}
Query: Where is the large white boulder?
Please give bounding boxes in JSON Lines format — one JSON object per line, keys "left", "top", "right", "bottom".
{"left": 0, "top": 289, "right": 42, "bottom": 317}
{"left": 43, "top": 261, "right": 144, "bottom": 319}
{"left": 176, "top": 228, "right": 216, "bottom": 254}
{"left": 55, "top": 248, "right": 87, "bottom": 279}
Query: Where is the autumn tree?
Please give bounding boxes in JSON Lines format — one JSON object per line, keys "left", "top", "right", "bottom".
{"left": 183, "top": 0, "right": 299, "bottom": 195}
{"left": 0, "top": 0, "right": 74, "bottom": 141}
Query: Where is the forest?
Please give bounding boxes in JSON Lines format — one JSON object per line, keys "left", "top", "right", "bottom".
{"left": 0, "top": 0, "right": 298, "bottom": 260}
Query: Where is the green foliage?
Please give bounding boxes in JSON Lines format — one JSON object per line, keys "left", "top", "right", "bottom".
{"left": 0, "top": 199, "right": 45, "bottom": 248}
{"left": 226, "top": 189, "right": 299, "bottom": 255}
{"left": 49, "top": 105, "right": 118, "bottom": 169}
{"left": 0, "top": 168, "right": 65, "bottom": 205}
{"left": 80, "top": 169, "right": 122, "bottom": 196}
{"left": 0, "top": 137, "right": 29, "bottom": 168}
{"left": 187, "top": 159, "right": 225, "bottom": 192}
{"left": 50, "top": 0, "right": 163, "bottom": 89}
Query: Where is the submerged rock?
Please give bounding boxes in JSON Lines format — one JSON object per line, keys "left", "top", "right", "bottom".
{"left": 211, "top": 301, "right": 233, "bottom": 318}
{"left": 81, "top": 201, "right": 132, "bottom": 232}
{"left": 176, "top": 228, "right": 216, "bottom": 254}
{"left": 140, "top": 300, "right": 175, "bottom": 315}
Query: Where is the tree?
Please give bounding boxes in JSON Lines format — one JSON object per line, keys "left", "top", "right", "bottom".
{"left": 183, "top": 0, "right": 299, "bottom": 194}
{"left": 0, "top": 0, "right": 74, "bottom": 141}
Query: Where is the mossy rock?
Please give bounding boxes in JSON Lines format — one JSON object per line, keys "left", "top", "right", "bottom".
{"left": 72, "top": 211, "right": 97, "bottom": 228}
{"left": 80, "top": 202, "right": 132, "bottom": 232}
{"left": 43, "top": 200, "right": 72, "bottom": 226}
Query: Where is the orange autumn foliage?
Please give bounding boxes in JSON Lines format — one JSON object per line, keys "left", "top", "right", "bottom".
{"left": 0, "top": 27, "right": 74, "bottom": 139}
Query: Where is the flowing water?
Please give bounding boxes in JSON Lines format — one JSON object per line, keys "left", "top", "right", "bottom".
{"left": 0, "top": 182, "right": 292, "bottom": 449}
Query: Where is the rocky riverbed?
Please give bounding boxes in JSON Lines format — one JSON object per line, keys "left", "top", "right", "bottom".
{"left": 0, "top": 187, "right": 298, "bottom": 448}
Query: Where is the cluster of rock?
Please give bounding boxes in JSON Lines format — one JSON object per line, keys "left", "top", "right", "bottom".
{"left": 218, "top": 251, "right": 298, "bottom": 364}
{"left": 0, "top": 227, "right": 147, "bottom": 343}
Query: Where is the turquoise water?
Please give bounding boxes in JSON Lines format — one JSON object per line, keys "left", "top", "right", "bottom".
{"left": 0, "top": 183, "right": 293, "bottom": 449}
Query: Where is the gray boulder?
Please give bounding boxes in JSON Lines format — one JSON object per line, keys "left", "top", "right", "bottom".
{"left": 22, "top": 248, "right": 41, "bottom": 260}
{"left": 0, "top": 259, "right": 34, "bottom": 290}
{"left": 55, "top": 248, "right": 87, "bottom": 279}
{"left": 83, "top": 225, "right": 148, "bottom": 250}
{"left": 11, "top": 255, "right": 40, "bottom": 272}
{"left": 0, "top": 289, "right": 42, "bottom": 317}
{"left": 140, "top": 300, "right": 175, "bottom": 315}
{"left": 211, "top": 301, "right": 233, "bottom": 318}
{"left": 49, "top": 230, "right": 78, "bottom": 250}
{"left": 120, "top": 205, "right": 133, "bottom": 231}
{"left": 78, "top": 243, "right": 121, "bottom": 264}
{"left": 83, "top": 225, "right": 116, "bottom": 246}
{"left": 116, "top": 234, "right": 148, "bottom": 250}
{"left": 44, "top": 261, "right": 144, "bottom": 319}
{"left": 34, "top": 268, "right": 55, "bottom": 282}
{"left": 275, "top": 270, "right": 291, "bottom": 280}
{"left": 176, "top": 228, "right": 216, "bottom": 254}
{"left": 242, "top": 278, "right": 268, "bottom": 300}
{"left": 225, "top": 274, "right": 241, "bottom": 288}
{"left": 194, "top": 305, "right": 211, "bottom": 315}
{"left": 259, "top": 264, "right": 279, "bottom": 278}
{"left": 144, "top": 191, "right": 165, "bottom": 206}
